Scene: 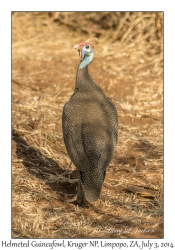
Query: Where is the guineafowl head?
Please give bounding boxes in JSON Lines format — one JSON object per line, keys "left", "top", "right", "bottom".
{"left": 74, "top": 38, "right": 98, "bottom": 70}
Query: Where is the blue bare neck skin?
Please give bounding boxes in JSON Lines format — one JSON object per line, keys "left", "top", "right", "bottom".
{"left": 78, "top": 50, "right": 94, "bottom": 70}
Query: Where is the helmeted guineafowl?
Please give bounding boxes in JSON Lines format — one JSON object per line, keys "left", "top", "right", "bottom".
{"left": 62, "top": 38, "right": 118, "bottom": 205}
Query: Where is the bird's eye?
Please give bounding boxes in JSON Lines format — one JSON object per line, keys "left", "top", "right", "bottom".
{"left": 85, "top": 44, "right": 90, "bottom": 49}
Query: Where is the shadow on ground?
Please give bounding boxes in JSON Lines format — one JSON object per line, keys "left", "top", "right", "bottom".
{"left": 12, "top": 129, "right": 78, "bottom": 198}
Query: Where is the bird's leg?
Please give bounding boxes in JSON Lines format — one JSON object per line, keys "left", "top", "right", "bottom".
{"left": 77, "top": 180, "right": 89, "bottom": 207}
{"left": 65, "top": 180, "right": 89, "bottom": 206}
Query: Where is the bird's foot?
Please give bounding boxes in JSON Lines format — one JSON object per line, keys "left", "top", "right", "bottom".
{"left": 65, "top": 194, "right": 89, "bottom": 207}
{"left": 76, "top": 193, "right": 90, "bottom": 207}
{"left": 65, "top": 194, "right": 77, "bottom": 203}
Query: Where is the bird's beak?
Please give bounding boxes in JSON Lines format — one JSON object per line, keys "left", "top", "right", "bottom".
{"left": 73, "top": 44, "right": 79, "bottom": 50}
{"left": 74, "top": 44, "right": 85, "bottom": 62}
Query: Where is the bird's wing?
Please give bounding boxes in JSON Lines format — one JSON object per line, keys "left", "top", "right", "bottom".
{"left": 62, "top": 116, "right": 87, "bottom": 169}
{"left": 81, "top": 122, "right": 110, "bottom": 170}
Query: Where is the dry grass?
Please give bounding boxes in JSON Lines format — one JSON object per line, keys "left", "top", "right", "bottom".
{"left": 12, "top": 12, "right": 163, "bottom": 238}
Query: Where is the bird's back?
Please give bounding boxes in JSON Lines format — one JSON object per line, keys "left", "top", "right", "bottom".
{"left": 62, "top": 80, "right": 118, "bottom": 201}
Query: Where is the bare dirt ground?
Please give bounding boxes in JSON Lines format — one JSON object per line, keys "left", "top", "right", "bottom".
{"left": 12, "top": 12, "right": 163, "bottom": 238}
